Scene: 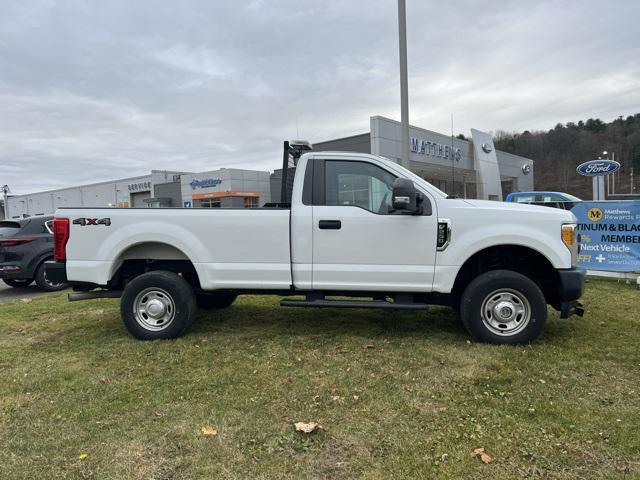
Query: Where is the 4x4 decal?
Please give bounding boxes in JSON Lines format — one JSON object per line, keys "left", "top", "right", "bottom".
{"left": 73, "top": 218, "right": 111, "bottom": 226}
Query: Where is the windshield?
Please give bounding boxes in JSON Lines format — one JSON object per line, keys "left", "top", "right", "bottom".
{"left": 562, "top": 193, "right": 582, "bottom": 202}
{"left": 377, "top": 156, "right": 448, "bottom": 198}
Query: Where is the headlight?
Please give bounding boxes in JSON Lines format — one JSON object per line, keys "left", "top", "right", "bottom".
{"left": 562, "top": 224, "right": 577, "bottom": 247}
{"left": 562, "top": 223, "right": 578, "bottom": 267}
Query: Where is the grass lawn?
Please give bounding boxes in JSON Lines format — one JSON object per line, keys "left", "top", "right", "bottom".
{"left": 0, "top": 278, "right": 639, "bottom": 479}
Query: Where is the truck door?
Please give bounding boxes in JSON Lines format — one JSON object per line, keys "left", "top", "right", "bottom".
{"left": 310, "top": 158, "right": 437, "bottom": 292}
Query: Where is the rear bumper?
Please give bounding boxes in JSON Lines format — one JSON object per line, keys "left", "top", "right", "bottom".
{"left": 45, "top": 261, "right": 67, "bottom": 284}
{"left": 0, "top": 264, "right": 27, "bottom": 280}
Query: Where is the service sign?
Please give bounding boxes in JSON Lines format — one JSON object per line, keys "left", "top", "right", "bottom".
{"left": 128, "top": 181, "right": 152, "bottom": 191}
{"left": 570, "top": 201, "right": 640, "bottom": 272}
{"left": 576, "top": 159, "right": 621, "bottom": 177}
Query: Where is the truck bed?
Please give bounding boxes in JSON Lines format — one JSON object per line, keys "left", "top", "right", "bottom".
{"left": 58, "top": 207, "right": 292, "bottom": 290}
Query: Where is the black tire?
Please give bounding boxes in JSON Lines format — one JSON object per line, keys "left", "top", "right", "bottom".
{"left": 34, "top": 262, "right": 68, "bottom": 292}
{"left": 120, "top": 271, "right": 196, "bottom": 340}
{"left": 3, "top": 278, "right": 33, "bottom": 288}
{"left": 196, "top": 293, "right": 237, "bottom": 310}
{"left": 460, "top": 269, "right": 547, "bottom": 345}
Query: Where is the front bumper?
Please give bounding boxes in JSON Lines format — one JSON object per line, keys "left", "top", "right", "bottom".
{"left": 557, "top": 268, "right": 586, "bottom": 319}
{"left": 558, "top": 268, "right": 586, "bottom": 302}
{"left": 45, "top": 261, "right": 67, "bottom": 284}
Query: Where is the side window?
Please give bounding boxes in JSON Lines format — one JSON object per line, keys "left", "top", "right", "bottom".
{"left": 325, "top": 161, "right": 396, "bottom": 214}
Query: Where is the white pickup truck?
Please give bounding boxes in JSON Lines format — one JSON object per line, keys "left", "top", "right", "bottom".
{"left": 46, "top": 151, "right": 585, "bottom": 344}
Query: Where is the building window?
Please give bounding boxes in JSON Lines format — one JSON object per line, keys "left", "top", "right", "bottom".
{"left": 244, "top": 197, "right": 259, "bottom": 208}
{"left": 199, "top": 198, "right": 221, "bottom": 208}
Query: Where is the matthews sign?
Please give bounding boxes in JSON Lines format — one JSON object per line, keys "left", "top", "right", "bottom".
{"left": 410, "top": 137, "right": 462, "bottom": 162}
{"left": 571, "top": 200, "right": 640, "bottom": 272}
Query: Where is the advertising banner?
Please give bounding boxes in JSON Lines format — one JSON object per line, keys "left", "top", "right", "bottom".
{"left": 570, "top": 201, "right": 640, "bottom": 272}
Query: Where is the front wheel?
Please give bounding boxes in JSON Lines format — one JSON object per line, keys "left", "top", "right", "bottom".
{"left": 121, "top": 271, "right": 196, "bottom": 340}
{"left": 3, "top": 278, "right": 33, "bottom": 288}
{"left": 460, "top": 270, "right": 547, "bottom": 345}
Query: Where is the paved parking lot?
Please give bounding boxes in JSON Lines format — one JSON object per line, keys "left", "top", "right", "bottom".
{"left": 0, "top": 281, "right": 68, "bottom": 302}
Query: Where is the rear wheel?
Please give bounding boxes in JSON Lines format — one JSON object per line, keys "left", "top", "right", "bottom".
{"left": 121, "top": 271, "right": 196, "bottom": 340}
{"left": 3, "top": 278, "right": 33, "bottom": 288}
{"left": 34, "top": 262, "right": 68, "bottom": 292}
{"left": 460, "top": 270, "right": 547, "bottom": 345}
{"left": 196, "top": 293, "right": 237, "bottom": 310}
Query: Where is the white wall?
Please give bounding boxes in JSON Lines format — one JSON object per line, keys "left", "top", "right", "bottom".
{"left": 7, "top": 175, "right": 152, "bottom": 218}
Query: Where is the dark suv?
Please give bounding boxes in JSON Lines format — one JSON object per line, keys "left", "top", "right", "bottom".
{"left": 0, "top": 216, "right": 68, "bottom": 291}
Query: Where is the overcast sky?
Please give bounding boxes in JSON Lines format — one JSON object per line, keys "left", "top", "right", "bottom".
{"left": 1, "top": 0, "right": 639, "bottom": 194}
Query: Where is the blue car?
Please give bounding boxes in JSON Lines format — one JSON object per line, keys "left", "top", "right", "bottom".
{"left": 505, "top": 191, "right": 581, "bottom": 210}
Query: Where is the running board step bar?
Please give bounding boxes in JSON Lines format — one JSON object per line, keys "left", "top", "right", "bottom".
{"left": 68, "top": 290, "right": 122, "bottom": 302}
{"left": 280, "top": 296, "right": 428, "bottom": 310}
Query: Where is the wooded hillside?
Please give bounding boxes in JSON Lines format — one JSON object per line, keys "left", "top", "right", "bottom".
{"left": 493, "top": 114, "right": 640, "bottom": 199}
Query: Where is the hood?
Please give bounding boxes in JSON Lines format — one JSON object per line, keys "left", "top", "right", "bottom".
{"left": 461, "top": 199, "right": 576, "bottom": 221}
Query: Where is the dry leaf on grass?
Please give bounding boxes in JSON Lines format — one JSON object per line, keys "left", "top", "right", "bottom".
{"left": 20, "top": 298, "right": 32, "bottom": 303}
{"left": 472, "top": 447, "right": 493, "bottom": 464}
{"left": 201, "top": 426, "right": 218, "bottom": 436}
{"left": 294, "top": 421, "right": 322, "bottom": 433}
{"left": 78, "top": 453, "right": 88, "bottom": 460}
{"left": 98, "top": 376, "right": 110, "bottom": 384}
{"left": 479, "top": 452, "right": 493, "bottom": 464}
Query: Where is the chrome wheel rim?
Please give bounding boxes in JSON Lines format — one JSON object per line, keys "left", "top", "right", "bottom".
{"left": 133, "top": 287, "right": 176, "bottom": 331}
{"left": 480, "top": 288, "right": 531, "bottom": 336}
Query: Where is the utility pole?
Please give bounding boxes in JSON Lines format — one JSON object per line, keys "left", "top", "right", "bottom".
{"left": 398, "top": 0, "right": 411, "bottom": 169}
{"left": 2, "top": 185, "right": 9, "bottom": 219}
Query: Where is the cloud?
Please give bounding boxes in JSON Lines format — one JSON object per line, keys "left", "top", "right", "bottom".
{"left": 0, "top": 0, "right": 639, "bottom": 193}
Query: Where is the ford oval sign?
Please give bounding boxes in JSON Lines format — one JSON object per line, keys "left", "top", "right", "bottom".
{"left": 576, "top": 159, "right": 620, "bottom": 177}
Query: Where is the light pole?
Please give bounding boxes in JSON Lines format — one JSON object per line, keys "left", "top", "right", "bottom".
{"left": 398, "top": 0, "right": 411, "bottom": 169}
{"left": 603, "top": 150, "right": 616, "bottom": 195}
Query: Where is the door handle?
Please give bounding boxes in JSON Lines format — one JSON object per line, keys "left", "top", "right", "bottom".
{"left": 319, "top": 220, "right": 341, "bottom": 230}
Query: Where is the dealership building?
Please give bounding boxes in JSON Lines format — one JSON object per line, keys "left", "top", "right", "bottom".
{"left": 4, "top": 115, "right": 533, "bottom": 219}
{"left": 5, "top": 168, "right": 271, "bottom": 219}
{"left": 314, "top": 116, "right": 534, "bottom": 200}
